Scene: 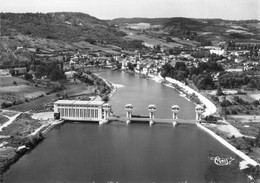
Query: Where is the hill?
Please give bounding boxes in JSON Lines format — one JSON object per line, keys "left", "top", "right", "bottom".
{"left": 0, "top": 12, "right": 145, "bottom": 65}
{"left": 109, "top": 17, "right": 204, "bottom": 30}
{"left": 109, "top": 17, "right": 260, "bottom": 46}
{"left": 1, "top": 12, "right": 127, "bottom": 44}
{"left": 108, "top": 17, "right": 171, "bottom": 26}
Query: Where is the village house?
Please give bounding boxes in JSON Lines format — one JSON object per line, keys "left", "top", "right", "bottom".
{"left": 12, "top": 67, "right": 27, "bottom": 75}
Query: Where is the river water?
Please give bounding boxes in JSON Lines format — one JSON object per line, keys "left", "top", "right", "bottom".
{"left": 4, "top": 70, "right": 247, "bottom": 183}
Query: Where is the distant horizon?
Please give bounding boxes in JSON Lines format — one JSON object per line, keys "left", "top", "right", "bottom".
{"left": 1, "top": 0, "right": 259, "bottom": 21}
{"left": 1, "top": 11, "right": 260, "bottom": 22}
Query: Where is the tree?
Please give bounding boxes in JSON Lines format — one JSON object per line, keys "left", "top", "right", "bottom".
{"left": 175, "top": 62, "right": 187, "bottom": 71}
{"left": 24, "top": 73, "right": 33, "bottom": 80}
{"left": 35, "top": 65, "right": 46, "bottom": 78}
{"left": 216, "top": 86, "right": 224, "bottom": 96}
{"left": 127, "top": 62, "right": 135, "bottom": 71}
{"left": 1, "top": 102, "right": 13, "bottom": 108}
{"left": 252, "top": 100, "right": 260, "bottom": 106}
{"left": 166, "top": 37, "right": 172, "bottom": 43}
{"left": 102, "top": 95, "right": 110, "bottom": 102}
{"left": 9, "top": 69, "right": 15, "bottom": 76}
{"left": 49, "top": 70, "right": 66, "bottom": 81}
{"left": 154, "top": 44, "right": 161, "bottom": 52}
{"left": 195, "top": 74, "right": 215, "bottom": 90}
{"left": 255, "top": 128, "right": 260, "bottom": 147}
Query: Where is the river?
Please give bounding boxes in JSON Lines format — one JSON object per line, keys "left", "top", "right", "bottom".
{"left": 4, "top": 70, "right": 247, "bottom": 183}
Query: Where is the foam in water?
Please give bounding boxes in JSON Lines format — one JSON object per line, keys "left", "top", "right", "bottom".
{"left": 112, "top": 83, "right": 125, "bottom": 88}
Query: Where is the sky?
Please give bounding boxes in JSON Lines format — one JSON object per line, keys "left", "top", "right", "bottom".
{"left": 1, "top": 0, "right": 259, "bottom": 20}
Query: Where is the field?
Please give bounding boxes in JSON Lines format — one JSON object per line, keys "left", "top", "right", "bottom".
{"left": 227, "top": 115, "right": 260, "bottom": 123}
{"left": 0, "top": 76, "right": 49, "bottom": 108}
{"left": 247, "top": 23, "right": 260, "bottom": 29}
{"left": 126, "top": 23, "right": 151, "bottom": 30}
{"left": 0, "top": 113, "right": 42, "bottom": 136}
{"left": 171, "top": 37, "right": 199, "bottom": 47}
{"left": 247, "top": 91, "right": 260, "bottom": 101}
{"left": 228, "top": 119, "right": 260, "bottom": 137}
{"left": 0, "top": 76, "right": 29, "bottom": 87}
{"left": 125, "top": 34, "right": 182, "bottom": 48}
{"left": 226, "top": 94, "right": 258, "bottom": 103}
{"left": 0, "top": 85, "right": 46, "bottom": 98}
{"left": 8, "top": 82, "right": 94, "bottom": 112}
{"left": 72, "top": 41, "right": 120, "bottom": 54}
{"left": 226, "top": 29, "right": 253, "bottom": 35}
{"left": 0, "top": 115, "right": 9, "bottom": 125}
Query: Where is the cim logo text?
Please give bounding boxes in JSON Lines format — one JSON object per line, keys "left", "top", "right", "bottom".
{"left": 210, "top": 156, "right": 235, "bottom": 166}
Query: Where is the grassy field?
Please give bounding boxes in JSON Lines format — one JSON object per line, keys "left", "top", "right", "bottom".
{"left": 126, "top": 23, "right": 151, "bottom": 30}
{"left": 72, "top": 41, "right": 120, "bottom": 54}
{"left": 226, "top": 94, "right": 257, "bottom": 103}
{"left": 8, "top": 82, "right": 94, "bottom": 112}
{"left": 227, "top": 115, "right": 260, "bottom": 123}
{"left": 228, "top": 120, "right": 260, "bottom": 137}
{"left": 171, "top": 37, "right": 199, "bottom": 47}
{"left": 247, "top": 91, "right": 260, "bottom": 101}
{"left": 0, "top": 76, "right": 53, "bottom": 107}
{"left": 0, "top": 85, "right": 47, "bottom": 99}
{"left": 0, "top": 113, "right": 42, "bottom": 136}
{"left": 0, "top": 76, "right": 29, "bottom": 87}
{"left": 125, "top": 34, "right": 182, "bottom": 48}
{"left": 1, "top": 111, "right": 18, "bottom": 117}
{"left": 0, "top": 83, "right": 50, "bottom": 107}
{"left": 0, "top": 115, "right": 9, "bottom": 125}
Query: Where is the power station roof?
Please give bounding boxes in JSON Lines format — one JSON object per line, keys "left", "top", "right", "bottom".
{"left": 54, "top": 100, "right": 105, "bottom": 106}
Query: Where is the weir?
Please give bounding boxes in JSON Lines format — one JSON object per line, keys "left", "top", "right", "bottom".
{"left": 104, "top": 103, "right": 202, "bottom": 125}
{"left": 102, "top": 104, "right": 204, "bottom": 126}
{"left": 101, "top": 103, "right": 205, "bottom": 125}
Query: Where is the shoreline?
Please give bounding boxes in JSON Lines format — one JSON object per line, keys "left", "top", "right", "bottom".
{"left": 96, "top": 69, "right": 259, "bottom": 172}
{"left": 197, "top": 123, "right": 258, "bottom": 167}
{"left": 0, "top": 115, "right": 65, "bottom": 175}
{"left": 145, "top": 73, "right": 259, "bottom": 171}
{"left": 147, "top": 73, "right": 217, "bottom": 116}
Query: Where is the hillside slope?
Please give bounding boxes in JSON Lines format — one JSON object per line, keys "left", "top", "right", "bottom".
{"left": 0, "top": 12, "right": 145, "bottom": 65}
{"left": 109, "top": 17, "right": 204, "bottom": 30}
{"left": 1, "top": 12, "right": 126, "bottom": 44}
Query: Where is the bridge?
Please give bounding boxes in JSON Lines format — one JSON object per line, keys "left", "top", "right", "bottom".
{"left": 106, "top": 116, "right": 199, "bottom": 125}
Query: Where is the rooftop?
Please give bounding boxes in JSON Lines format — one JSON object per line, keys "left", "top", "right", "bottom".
{"left": 54, "top": 100, "right": 105, "bottom": 106}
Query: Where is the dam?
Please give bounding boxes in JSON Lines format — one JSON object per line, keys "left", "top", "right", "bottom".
{"left": 54, "top": 99, "right": 205, "bottom": 125}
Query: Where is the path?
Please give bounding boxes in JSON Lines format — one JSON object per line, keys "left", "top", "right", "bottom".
{"left": 0, "top": 112, "right": 21, "bottom": 131}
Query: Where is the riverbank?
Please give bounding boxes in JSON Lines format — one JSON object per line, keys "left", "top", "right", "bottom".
{"left": 0, "top": 71, "right": 109, "bottom": 176}
{"left": 145, "top": 73, "right": 260, "bottom": 180}
{"left": 197, "top": 123, "right": 258, "bottom": 166}
{"left": 197, "top": 123, "right": 260, "bottom": 182}
{"left": 0, "top": 111, "right": 65, "bottom": 176}
{"left": 147, "top": 73, "right": 217, "bottom": 116}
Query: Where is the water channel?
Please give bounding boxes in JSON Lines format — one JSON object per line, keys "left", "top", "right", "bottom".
{"left": 4, "top": 70, "right": 247, "bottom": 182}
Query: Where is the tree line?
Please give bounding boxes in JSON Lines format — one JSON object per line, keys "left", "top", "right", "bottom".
{"left": 160, "top": 61, "right": 224, "bottom": 90}
{"left": 161, "top": 61, "right": 260, "bottom": 91}
{"left": 218, "top": 72, "right": 260, "bottom": 90}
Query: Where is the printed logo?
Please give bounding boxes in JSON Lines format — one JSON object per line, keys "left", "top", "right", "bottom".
{"left": 210, "top": 156, "right": 235, "bottom": 166}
